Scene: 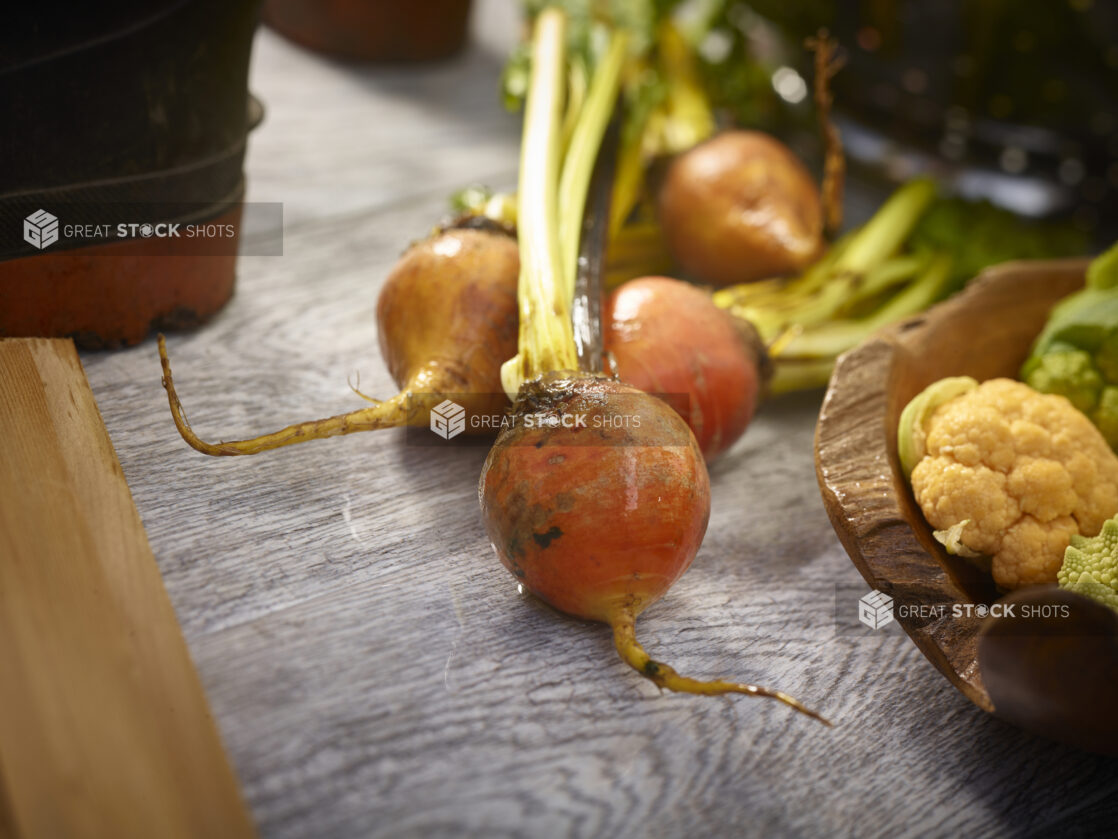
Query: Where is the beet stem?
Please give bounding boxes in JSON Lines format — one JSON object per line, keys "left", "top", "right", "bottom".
{"left": 158, "top": 335, "right": 413, "bottom": 456}
{"left": 610, "top": 610, "right": 832, "bottom": 725}
{"left": 559, "top": 32, "right": 627, "bottom": 303}
{"left": 501, "top": 8, "right": 575, "bottom": 396}
{"left": 572, "top": 115, "right": 619, "bottom": 374}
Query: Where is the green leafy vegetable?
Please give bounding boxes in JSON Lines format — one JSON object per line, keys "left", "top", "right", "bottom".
{"left": 1022, "top": 242, "right": 1118, "bottom": 448}
{"left": 909, "top": 196, "right": 1087, "bottom": 295}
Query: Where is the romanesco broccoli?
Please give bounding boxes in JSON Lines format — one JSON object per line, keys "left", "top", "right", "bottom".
{"left": 1022, "top": 350, "right": 1101, "bottom": 415}
{"left": 1059, "top": 516, "right": 1118, "bottom": 613}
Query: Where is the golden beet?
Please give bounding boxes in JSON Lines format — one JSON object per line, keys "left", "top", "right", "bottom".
{"left": 376, "top": 225, "right": 519, "bottom": 422}
{"left": 479, "top": 374, "right": 710, "bottom": 622}
{"left": 158, "top": 225, "right": 520, "bottom": 454}
{"left": 658, "top": 130, "right": 823, "bottom": 286}
{"left": 605, "top": 276, "right": 766, "bottom": 460}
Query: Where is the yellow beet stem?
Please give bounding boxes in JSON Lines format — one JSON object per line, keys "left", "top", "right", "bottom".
{"left": 557, "top": 31, "right": 629, "bottom": 301}
{"left": 654, "top": 21, "right": 716, "bottom": 155}
{"left": 609, "top": 610, "right": 831, "bottom": 725}
{"left": 831, "top": 178, "right": 935, "bottom": 275}
{"left": 158, "top": 335, "right": 416, "bottom": 456}
{"left": 502, "top": 8, "right": 576, "bottom": 397}
{"left": 559, "top": 58, "right": 587, "bottom": 160}
{"left": 609, "top": 125, "right": 645, "bottom": 239}
{"left": 711, "top": 235, "right": 851, "bottom": 315}
{"left": 604, "top": 219, "right": 675, "bottom": 289}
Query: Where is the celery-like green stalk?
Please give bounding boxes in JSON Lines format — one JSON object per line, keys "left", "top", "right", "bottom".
{"left": 858, "top": 253, "right": 952, "bottom": 324}
{"left": 734, "top": 255, "right": 921, "bottom": 343}
{"left": 712, "top": 236, "right": 851, "bottom": 314}
{"left": 767, "top": 254, "right": 953, "bottom": 393}
{"left": 768, "top": 357, "right": 838, "bottom": 396}
{"left": 501, "top": 9, "right": 576, "bottom": 397}
{"left": 774, "top": 253, "right": 953, "bottom": 360}
{"left": 832, "top": 178, "right": 936, "bottom": 275}
{"left": 558, "top": 32, "right": 629, "bottom": 300}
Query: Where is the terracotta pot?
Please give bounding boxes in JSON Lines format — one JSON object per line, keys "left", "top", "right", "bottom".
{"left": 0, "top": 205, "right": 244, "bottom": 350}
{"left": 263, "top": 0, "right": 472, "bottom": 62}
{"left": 0, "top": 0, "right": 263, "bottom": 348}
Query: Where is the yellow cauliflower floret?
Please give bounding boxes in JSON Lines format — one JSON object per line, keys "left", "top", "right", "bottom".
{"left": 908, "top": 378, "right": 1118, "bottom": 590}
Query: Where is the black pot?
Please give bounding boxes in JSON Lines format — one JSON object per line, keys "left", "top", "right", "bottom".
{"left": 0, "top": 0, "right": 264, "bottom": 347}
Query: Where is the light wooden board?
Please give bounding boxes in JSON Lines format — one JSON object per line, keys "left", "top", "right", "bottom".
{"left": 0, "top": 339, "right": 256, "bottom": 839}
{"left": 76, "top": 3, "right": 1118, "bottom": 836}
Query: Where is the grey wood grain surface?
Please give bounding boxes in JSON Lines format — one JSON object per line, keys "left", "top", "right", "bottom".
{"left": 78, "top": 3, "right": 1118, "bottom": 837}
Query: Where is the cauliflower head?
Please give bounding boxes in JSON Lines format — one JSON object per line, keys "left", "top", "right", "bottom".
{"left": 1058, "top": 516, "right": 1118, "bottom": 612}
{"left": 907, "top": 378, "right": 1118, "bottom": 590}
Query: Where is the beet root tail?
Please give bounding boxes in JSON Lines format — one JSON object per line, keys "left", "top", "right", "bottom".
{"left": 157, "top": 335, "right": 415, "bottom": 456}
{"left": 610, "top": 611, "right": 832, "bottom": 725}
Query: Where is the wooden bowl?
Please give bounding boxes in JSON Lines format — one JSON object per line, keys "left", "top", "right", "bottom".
{"left": 815, "top": 258, "right": 1118, "bottom": 755}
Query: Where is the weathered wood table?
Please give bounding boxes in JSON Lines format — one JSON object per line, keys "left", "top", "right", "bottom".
{"left": 80, "top": 4, "right": 1118, "bottom": 836}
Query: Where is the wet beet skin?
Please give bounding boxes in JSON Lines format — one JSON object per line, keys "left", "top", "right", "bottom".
{"left": 478, "top": 373, "right": 711, "bottom": 622}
